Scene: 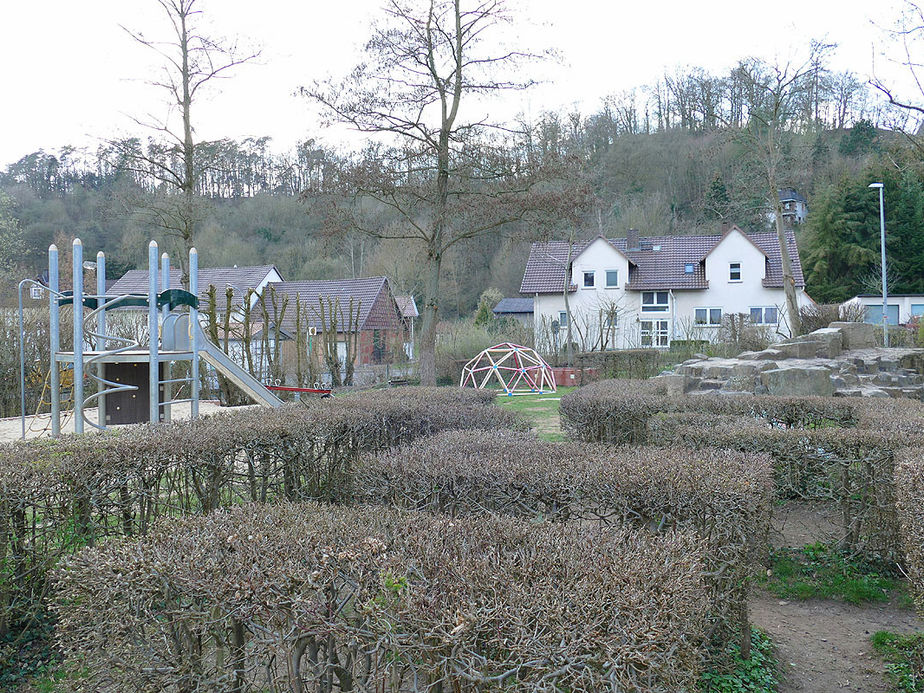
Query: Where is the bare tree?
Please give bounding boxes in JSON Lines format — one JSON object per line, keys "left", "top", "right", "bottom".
{"left": 302, "top": 0, "right": 586, "bottom": 385}
{"left": 872, "top": 1, "right": 924, "bottom": 152}
{"left": 732, "top": 46, "right": 833, "bottom": 337}
{"left": 115, "top": 0, "right": 259, "bottom": 279}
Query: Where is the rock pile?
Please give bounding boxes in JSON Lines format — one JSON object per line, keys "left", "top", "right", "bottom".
{"left": 661, "top": 322, "right": 924, "bottom": 399}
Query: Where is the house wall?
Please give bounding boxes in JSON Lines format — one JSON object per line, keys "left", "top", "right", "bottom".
{"left": 533, "top": 237, "right": 631, "bottom": 351}
{"left": 533, "top": 230, "right": 812, "bottom": 350}
{"left": 847, "top": 296, "right": 924, "bottom": 326}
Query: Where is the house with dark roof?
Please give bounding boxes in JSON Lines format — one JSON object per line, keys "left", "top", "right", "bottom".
{"left": 492, "top": 298, "right": 534, "bottom": 327}
{"left": 521, "top": 223, "right": 813, "bottom": 350}
{"left": 108, "top": 265, "right": 284, "bottom": 311}
{"left": 269, "top": 277, "right": 402, "bottom": 367}
{"left": 775, "top": 188, "right": 809, "bottom": 226}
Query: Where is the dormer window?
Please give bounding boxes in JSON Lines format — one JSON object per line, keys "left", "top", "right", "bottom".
{"left": 729, "top": 262, "right": 742, "bottom": 281}
{"left": 582, "top": 271, "right": 595, "bottom": 288}
{"left": 684, "top": 263, "right": 695, "bottom": 274}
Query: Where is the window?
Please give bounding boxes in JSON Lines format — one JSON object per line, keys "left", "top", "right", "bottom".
{"left": 729, "top": 262, "right": 741, "bottom": 281}
{"left": 605, "top": 269, "right": 619, "bottom": 288}
{"left": 558, "top": 311, "right": 569, "bottom": 328}
{"left": 694, "top": 307, "right": 722, "bottom": 326}
{"left": 749, "top": 306, "right": 779, "bottom": 325}
{"left": 684, "top": 263, "right": 695, "bottom": 274}
{"left": 641, "top": 291, "right": 669, "bottom": 312}
{"left": 641, "top": 320, "right": 669, "bottom": 347}
{"left": 912, "top": 304, "right": 924, "bottom": 318}
{"left": 582, "top": 271, "right": 595, "bottom": 288}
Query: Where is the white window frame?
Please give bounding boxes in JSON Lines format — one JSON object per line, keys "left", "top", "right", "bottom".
{"left": 641, "top": 320, "right": 669, "bottom": 348}
{"left": 694, "top": 307, "right": 723, "bottom": 327}
{"left": 558, "top": 310, "right": 569, "bottom": 328}
{"left": 729, "top": 262, "right": 742, "bottom": 282}
{"left": 29, "top": 286, "right": 45, "bottom": 300}
{"left": 604, "top": 269, "right": 619, "bottom": 289}
{"left": 749, "top": 306, "right": 779, "bottom": 325}
{"left": 641, "top": 290, "right": 669, "bottom": 313}
{"left": 582, "top": 271, "right": 595, "bottom": 289}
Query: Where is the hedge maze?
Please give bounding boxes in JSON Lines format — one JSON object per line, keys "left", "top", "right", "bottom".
{"left": 4, "top": 380, "right": 924, "bottom": 690}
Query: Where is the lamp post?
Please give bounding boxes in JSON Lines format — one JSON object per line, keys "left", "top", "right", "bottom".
{"left": 869, "top": 183, "right": 888, "bottom": 348}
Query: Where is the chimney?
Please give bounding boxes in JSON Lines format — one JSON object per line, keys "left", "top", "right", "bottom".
{"left": 627, "top": 228, "right": 640, "bottom": 251}
{"left": 720, "top": 221, "right": 730, "bottom": 235}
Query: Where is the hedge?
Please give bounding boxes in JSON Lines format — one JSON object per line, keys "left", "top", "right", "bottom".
{"left": 561, "top": 379, "right": 924, "bottom": 562}
{"left": 54, "top": 503, "right": 709, "bottom": 692}
{"left": 349, "top": 429, "right": 774, "bottom": 647}
{"left": 0, "top": 387, "right": 520, "bottom": 638}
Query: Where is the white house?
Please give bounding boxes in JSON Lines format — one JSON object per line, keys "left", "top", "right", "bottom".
{"left": 521, "top": 224, "right": 814, "bottom": 351}
{"left": 843, "top": 294, "right": 924, "bottom": 326}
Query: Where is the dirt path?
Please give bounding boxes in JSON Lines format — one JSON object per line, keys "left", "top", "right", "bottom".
{"left": 749, "top": 502, "right": 924, "bottom": 692}
{"left": 750, "top": 592, "right": 920, "bottom": 692}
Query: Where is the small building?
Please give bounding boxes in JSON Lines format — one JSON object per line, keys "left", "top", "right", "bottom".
{"left": 271, "top": 277, "right": 403, "bottom": 368}
{"left": 774, "top": 188, "right": 809, "bottom": 227}
{"left": 394, "top": 294, "right": 419, "bottom": 360}
{"left": 844, "top": 294, "right": 924, "bottom": 326}
{"left": 492, "top": 297, "right": 534, "bottom": 327}
{"left": 521, "top": 223, "right": 813, "bottom": 351}
{"left": 108, "top": 265, "right": 284, "bottom": 312}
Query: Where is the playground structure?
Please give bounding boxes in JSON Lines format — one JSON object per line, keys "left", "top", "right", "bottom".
{"left": 18, "top": 239, "right": 283, "bottom": 439}
{"left": 460, "top": 343, "right": 556, "bottom": 395}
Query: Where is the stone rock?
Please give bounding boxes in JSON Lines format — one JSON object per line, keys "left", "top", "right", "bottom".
{"left": 862, "top": 388, "right": 891, "bottom": 398}
{"left": 831, "top": 376, "right": 847, "bottom": 389}
{"left": 662, "top": 374, "right": 690, "bottom": 397}
{"left": 834, "top": 388, "right": 864, "bottom": 397}
{"left": 806, "top": 328, "right": 843, "bottom": 358}
{"left": 874, "top": 372, "right": 897, "bottom": 386}
{"left": 699, "top": 379, "right": 723, "bottom": 390}
{"left": 900, "top": 352, "right": 924, "bottom": 374}
{"left": 736, "top": 351, "right": 761, "bottom": 361}
{"left": 702, "top": 364, "right": 733, "bottom": 379}
{"left": 724, "top": 375, "right": 755, "bottom": 392}
{"left": 830, "top": 322, "right": 877, "bottom": 350}
{"left": 732, "top": 362, "right": 761, "bottom": 377}
{"left": 879, "top": 359, "right": 899, "bottom": 372}
{"left": 755, "top": 349, "right": 785, "bottom": 361}
{"left": 775, "top": 341, "right": 818, "bottom": 359}
{"left": 761, "top": 366, "right": 834, "bottom": 397}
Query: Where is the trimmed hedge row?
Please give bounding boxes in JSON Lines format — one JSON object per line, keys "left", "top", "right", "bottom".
{"left": 560, "top": 379, "right": 924, "bottom": 562}
{"left": 0, "top": 388, "right": 520, "bottom": 637}
{"left": 349, "top": 430, "right": 774, "bottom": 646}
{"left": 54, "top": 503, "right": 709, "bottom": 692}
{"left": 896, "top": 452, "right": 924, "bottom": 613}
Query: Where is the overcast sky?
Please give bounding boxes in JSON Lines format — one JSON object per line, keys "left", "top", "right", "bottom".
{"left": 0, "top": 0, "right": 910, "bottom": 168}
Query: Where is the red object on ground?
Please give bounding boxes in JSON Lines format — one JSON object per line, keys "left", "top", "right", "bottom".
{"left": 266, "top": 385, "right": 332, "bottom": 394}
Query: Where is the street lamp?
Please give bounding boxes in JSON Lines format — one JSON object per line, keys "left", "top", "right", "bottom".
{"left": 869, "top": 183, "right": 888, "bottom": 348}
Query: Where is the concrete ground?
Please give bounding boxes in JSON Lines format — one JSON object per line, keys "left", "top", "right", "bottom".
{"left": 0, "top": 400, "right": 257, "bottom": 443}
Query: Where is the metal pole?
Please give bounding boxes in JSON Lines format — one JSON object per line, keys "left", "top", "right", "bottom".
{"left": 879, "top": 185, "right": 889, "bottom": 348}
{"left": 149, "top": 241, "right": 159, "bottom": 424}
{"left": 49, "top": 245, "right": 60, "bottom": 438}
{"left": 73, "top": 239, "right": 84, "bottom": 434}
{"left": 190, "top": 247, "right": 199, "bottom": 419}
{"left": 18, "top": 280, "right": 27, "bottom": 440}
{"left": 96, "top": 251, "right": 107, "bottom": 427}
{"left": 161, "top": 252, "right": 172, "bottom": 422}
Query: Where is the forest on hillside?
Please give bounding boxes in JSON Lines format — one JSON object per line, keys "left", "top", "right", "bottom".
{"left": 1, "top": 52, "right": 922, "bottom": 315}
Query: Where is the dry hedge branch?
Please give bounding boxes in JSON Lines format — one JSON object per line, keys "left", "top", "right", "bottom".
{"left": 0, "top": 387, "right": 519, "bottom": 638}
{"left": 54, "top": 503, "right": 709, "bottom": 692}
{"left": 560, "top": 379, "right": 924, "bottom": 563}
{"left": 350, "top": 430, "right": 774, "bottom": 647}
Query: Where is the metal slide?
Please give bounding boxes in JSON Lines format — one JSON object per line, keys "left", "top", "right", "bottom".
{"left": 194, "top": 323, "right": 283, "bottom": 407}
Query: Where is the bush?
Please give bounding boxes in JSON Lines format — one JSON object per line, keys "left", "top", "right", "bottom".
{"left": 896, "top": 452, "right": 924, "bottom": 614}
{"left": 54, "top": 502, "right": 709, "bottom": 692}
{"left": 561, "top": 380, "right": 924, "bottom": 562}
{"left": 350, "top": 430, "right": 774, "bottom": 646}
{"left": 0, "top": 387, "right": 519, "bottom": 640}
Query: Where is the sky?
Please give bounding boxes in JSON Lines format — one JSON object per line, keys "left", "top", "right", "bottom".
{"left": 0, "top": 0, "right": 912, "bottom": 169}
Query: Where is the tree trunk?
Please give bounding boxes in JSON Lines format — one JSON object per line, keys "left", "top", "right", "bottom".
{"left": 774, "top": 197, "right": 802, "bottom": 337}
{"left": 418, "top": 248, "right": 442, "bottom": 386}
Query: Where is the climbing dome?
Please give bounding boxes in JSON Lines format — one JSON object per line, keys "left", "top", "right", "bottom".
{"left": 460, "top": 342, "right": 556, "bottom": 394}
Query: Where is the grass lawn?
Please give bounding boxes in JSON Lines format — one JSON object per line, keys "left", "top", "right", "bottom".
{"left": 495, "top": 386, "right": 575, "bottom": 441}
{"left": 760, "top": 542, "right": 910, "bottom": 605}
